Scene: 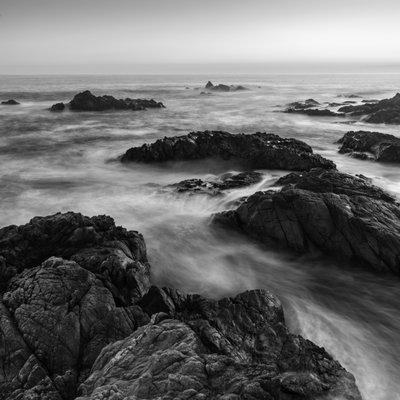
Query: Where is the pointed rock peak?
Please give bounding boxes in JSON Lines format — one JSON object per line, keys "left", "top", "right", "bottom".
{"left": 205, "top": 81, "right": 214, "bottom": 89}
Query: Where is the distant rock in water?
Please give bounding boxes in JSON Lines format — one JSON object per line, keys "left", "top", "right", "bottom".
{"left": 338, "top": 93, "right": 400, "bottom": 124}
{"left": 49, "top": 102, "right": 66, "bottom": 111}
{"left": 214, "top": 168, "right": 400, "bottom": 275}
{"left": 204, "top": 81, "right": 248, "bottom": 92}
{"left": 285, "top": 108, "right": 344, "bottom": 117}
{"left": 170, "top": 171, "right": 263, "bottom": 196}
{"left": 49, "top": 90, "right": 165, "bottom": 112}
{"left": 1, "top": 99, "right": 19, "bottom": 105}
{"left": 338, "top": 130, "right": 400, "bottom": 163}
{"left": 77, "top": 286, "right": 361, "bottom": 400}
{"left": 121, "top": 130, "right": 336, "bottom": 171}
{"left": 0, "top": 212, "right": 361, "bottom": 400}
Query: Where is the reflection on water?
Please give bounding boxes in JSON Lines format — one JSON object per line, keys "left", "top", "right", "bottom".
{"left": 1, "top": 73, "right": 400, "bottom": 400}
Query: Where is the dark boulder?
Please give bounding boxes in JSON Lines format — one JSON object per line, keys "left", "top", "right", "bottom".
{"left": 49, "top": 90, "right": 165, "bottom": 112}
{"left": 338, "top": 93, "right": 400, "bottom": 124}
{"left": 214, "top": 168, "right": 400, "bottom": 274}
{"left": 121, "top": 130, "right": 336, "bottom": 171}
{"left": 0, "top": 211, "right": 150, "bottom": 302}
{"left": 50, "top": 102, "right": 66, "bottom": 111}
{"left": 205, "top": 80, "right": 214, "bottom": 89}
{"left": 1, "top": 99, "right": 19, "bottom": 105}
{"left": 77, "top": 287, "right": 361, "bottom": 400}
{"left": 338, "top": 130, "right": 400, "bottom": 163}
{"left": 170, "top": 171, "right": 264, "bottom": 196}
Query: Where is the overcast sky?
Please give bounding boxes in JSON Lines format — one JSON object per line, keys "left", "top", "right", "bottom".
{"left": 1, "top": 0, "right": 400, "bottom": 73}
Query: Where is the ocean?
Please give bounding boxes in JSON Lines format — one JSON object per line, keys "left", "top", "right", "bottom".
{"left": 1, "top": 73, "right": 400, "bottom": 399}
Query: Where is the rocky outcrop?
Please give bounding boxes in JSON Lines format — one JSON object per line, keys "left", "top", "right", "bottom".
{"left": 214, "top": 168, "right": 400, "bottom": 274}
{"left": 338, "top": 130, "right": 400, "bottom": 163}
{"left": 287, "top": 99, "right": 320, "bottom": 110}
{"left": 338, "top": 93, "right": 400, "bottom": 124}
{"left": 204, "top": 81, "right": 248, "bottom": 92}
{"left": 170, "top": 171, "right": 263, "bottom": 196}
{"left": 50, "top": 102, "right": 66, "bottom": 111}
{"left": 1, "top": 99, "right": 19, "bottom": 105}
{"left": 77, "top": 287, "right": 361, "bottom": 400}
{"left": 49, "top": 90, "right": 165, "bottom": 112}
{"left": 0, "top": 212, "right": 362, "bottom": 400}
{"left": 121, "top": 131, "right": 336, "bottom": 171}
{"left": 0, "top": 211, "right": 150, "bottom": 302}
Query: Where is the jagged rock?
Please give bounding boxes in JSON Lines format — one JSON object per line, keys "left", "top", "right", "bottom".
{"left": 1, "top": 99, "right": 19, "bottom": 105}
{"left": 49, "top": 90, "right": 165, "bottom": 112}
{"left": 121, "top": 131, "right": 336, "bottom": 171}
{"left": 77, "top": 287, "right": 361, "bottom": 400}
{"left": 214, "top": 168, "right": 400, "bottom": 274}
{"left": 170, "top": 171, "right": 263, "bottom": 196}
{"left": 0, "top": 211, "right": 150, "bottom": 302}
{"left": 338, "top": 131, "right": 400, "bottom": 163}
{"left": 204, "top": 82, "right": 248, "bottom": 92}
{"left": 338, "top": 93, "right": 400, "bottom": 124}
{"left": 1, "top": 257, "right": 149, "bottom": 399}
{"left": 50, "top": 102, "right": 66, "bottom": 111}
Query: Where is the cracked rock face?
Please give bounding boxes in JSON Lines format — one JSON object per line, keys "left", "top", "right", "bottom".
{"left": 214, "top": 168, "right": 400, "bottom": 274}
{"left": 121, "top": 130, "right": 336, "bottom": 171}
{"left": 0, "top": 211, "right": 150, "bottom": 302}
{"left": 77, "top": 287, "right": 361, "bottom": 400}
{"left": 338, "top": 130, "right": 400, "bottom": 163}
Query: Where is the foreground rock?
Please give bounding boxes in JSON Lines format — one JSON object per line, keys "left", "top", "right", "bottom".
{"left": 77, "top": 287, "right": 361, "bottom": 400}
{"left": 171, "top": 171, "right": 263, "bottom": 196}
{"left": 121, "top": 131, "right": 336, "bottom": 171}
{"left": 0, "top": 212, "right": 362, "bottom": 400}
{"left": 1, "top": 99, "right": 19, "bottom": 105}
{"left": 49, "top": 90, "right": 165, "bottom": 112}
{"left": 338, "top": 93, "right": 400, "bottom": 124}
{"left": 205, "top": 81, "right": 248, "bottom": 92}
{"left": 214, "top": 168, "right": 400, "bottom": 274}
{"left": 338, "top": 130, "right": 400, "bottom": 163}
{"left": 0, "top": 212, "right": 151, "bottom": 399}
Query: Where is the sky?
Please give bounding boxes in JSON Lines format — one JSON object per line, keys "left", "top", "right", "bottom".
{"left": 1, "top": 0, "right": 400, "bottom": 74}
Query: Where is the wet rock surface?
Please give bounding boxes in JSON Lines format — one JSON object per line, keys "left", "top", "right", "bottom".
{"left": 338, "top": 93, "right": 400, "bottom": 124}
{"left": 77, "top": 287, "right": 361, "bottom": 400}
{"left": 0, "top": 212, "right": 361, "bottom": 400}
{"left": 214, "top": 168, "right": 400, "bottom": 274}
{"left": 338, "top": 130, "right": 400, "bottom": 163}
{"left": 49, "top": 90, "right": 165, "bottom": 112}
{"left": 170, "top": 171, "right": 264, "bottom": 196}
{"left": 121, "top": 130, "right": 336, "bottom": 171}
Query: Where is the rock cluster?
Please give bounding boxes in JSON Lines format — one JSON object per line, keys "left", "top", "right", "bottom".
{"left": 121, "top": 130, "right": 336, "bottom": 171}
{"left": 0, "top": 212, "right": 361, "bottom": 400}
{"left": 49, "top": 90, "right": 165, "bottom": 112}
{"left": 170, "top": 171, "right": 263, "bottom": 196}
{"left": 338, "top": 93, "right": 400, "bottom": 124}
{"left": 205, "top": 81, "right": 248, "bottom": 92}
{"left": 338, "top": 130, "right": 400, "bottom": 163}
{"left": 284, "top": 99, "right": 344, "bottom": 117}
{"left": 214, "top": 168, "right": 400, "bottom": 275}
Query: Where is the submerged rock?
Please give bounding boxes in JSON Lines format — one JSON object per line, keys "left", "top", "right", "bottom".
{"left": 285, "top": 108, "right": 344, "bottom": 117}
{"left": 0, "top": 213, "right": 361, "bottom": 400}
{"left": 77, "top": 287, "right": 361, "bottom": 400}
{"left": 121, "top": 130, "right": 336, "bottom": 171}
{"left": 214, "top": 168, "right": 400, "bottom": 274}
{"left": 1, "top": 99, "right": 19, "bottom": 105}
{"left": 49, "top": 90, "right": 165, "bottom": 112}
{"left": 338, "top": 130, "right": 400, "bottom": 163}
{"left": 171, "top": 171, "right": 263, "bottom": 196}
{"left": 338, "top": 93, "right": 400, "bottom": 124}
